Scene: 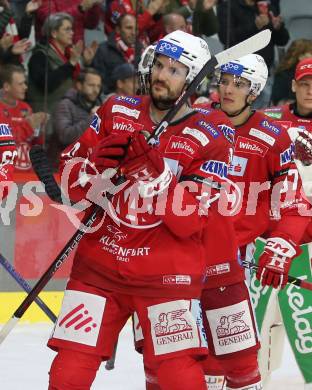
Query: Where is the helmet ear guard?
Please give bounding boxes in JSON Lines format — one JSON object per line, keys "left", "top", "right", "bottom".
{"left": 137, "top": 45, "right": 155, "bottom": 95}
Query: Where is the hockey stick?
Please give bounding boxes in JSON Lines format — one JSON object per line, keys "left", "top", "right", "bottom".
{"left": 241, "top": 260, "right": 312, "bottom": 292}
{"left": 0, "top": 30, "right": 272, "bottom": 344}
{"left": 0, "top": 254, "right": 57, "bottom": 322}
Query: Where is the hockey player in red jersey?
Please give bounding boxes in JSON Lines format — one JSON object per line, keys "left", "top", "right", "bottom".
{"left": 132, "top": 41, "right": 261, "bottom": 390}
{"left": 0, "top": 118, "right": 17, "bottom": 200}
{"left": 263, "top": 57, "right": 312, "bottom": 227}
{"left": 47, "top": 30, "right": 235, "bottom": 390}
{"left": 200, "top": 54, "right": 311, "bottom": 389}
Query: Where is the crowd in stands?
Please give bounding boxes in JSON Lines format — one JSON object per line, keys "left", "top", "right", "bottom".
{"left": 0, "top": 0, "right": 311, "bottom": 171}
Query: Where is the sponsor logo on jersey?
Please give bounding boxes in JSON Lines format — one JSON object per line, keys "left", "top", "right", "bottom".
{"left": 218, "top": 124, "right": 235, "bottom": 144}
{"left": 264, "top": 111, "right": 282, "bottom": 119}
{"left": 0, "top": 124, "right": 12, "bottom": 137}
{"left": 155, "top": 40, "right": 184, "bottom": 61}
{"left": 194, "top": 107, "right": 211, "bottom": 115}
{"left": 220, "top": 62, "right": 244, "bottom": 76}
{"left": 206, "top": 263, "right": 230, "bottom": 277}
{"left": 90, "top": 113, "right": 101, "bottom": 134}
{"left": 260, "top": 119, "right": 281, "bottom": 135}
{"left": 280, "top": 143, "right": 295, "bottom": 166}
{"left": 249, "top": 128, "right": 275, "bottom": 146}
{"left": 163, "top": 275, "right": 191, "bottom": 285}
{"left": 16, "top": 142, "right": 31, "bottom": 170}
{"left": 166, "top": 135, "right": 198, "bottom": 157}
{"left": 197, "top": 120, "right": 220, "bottom": 138}
{"left": 228, "top": 155, "right": 248, "bottom": 177}
{"left": 182, "top": 127, "right": 209, "bottom": 146}
{"left": 114, "top": 95, "right": 141, "bottom": 106}
{"left": 99, "top": 225, "right": 150, "bottom": 263}
{"left": 112, "top": 104, "right": 140, "bottom": 119}
{"left": 200, "top": 160, "right": 228, "bottom": 179}
{"left": 112, "top": 116, "right": 144, "bottom": 133}
{"left": 52, "top": 290, "right": 105, "bottom": 346}
{"left": 205, "top": 300, "right": 256, "bottom": 355}
{"left": 235, "top": 136, "right": 269, "bottom": 157}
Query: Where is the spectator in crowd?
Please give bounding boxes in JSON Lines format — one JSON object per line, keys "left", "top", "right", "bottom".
{"left": 92, "top": 14, "right": 143, "bottom": 94}
{"left": 35, "top": 0, "right": 101, "bottom": 43}
{"left": 27, "top": 12, "right": 83, "bottom": 113}
{"left": 192, "top": 0, "right": 218, "bottom": 37}
{"left": 271, "top": 39, "right": 312, "bottom": 106}
{"left": 51, "top": 67, "right": 102, "bottom": 168}
{"left": 216, "top": 0, "right": 289, "bottom": 70}
{"left": 0, "top": 64, "right": 47, "bottom": 170}
{"left": 104, "top": 0, "right": 167, "bottom": 42}
{"left": 107, "top": 63, "right": 137, "bottom": 99}
{"left": 162, "top": 12, "right": 187, "bottom": 34}
{"left": 0, "top": 0, "right": 39, "bottom": 66}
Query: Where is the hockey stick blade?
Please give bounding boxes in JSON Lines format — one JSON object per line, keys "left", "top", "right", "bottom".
{"left": 30, "top": 145, "right": 63, "bottom": 204}
{"left": 242, "top": 260, "right": 312, "bottom": 291}
{"left": 214, "top": 29, "right": 271, "bottom": 68}
{"left": 151, "top": 29, "right": 271, "bottom": 142}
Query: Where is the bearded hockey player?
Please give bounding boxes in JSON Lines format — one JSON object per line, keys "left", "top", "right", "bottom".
{"left": 134, "top": 37, "right": 262, "bottom": 390}
{"left": 47, "top": 30, "right": 235, "bottom": 390}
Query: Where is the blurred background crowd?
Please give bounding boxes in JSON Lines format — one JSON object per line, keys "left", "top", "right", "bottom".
{"left": 0, "top": 0, "right": 311, "bottom": 170}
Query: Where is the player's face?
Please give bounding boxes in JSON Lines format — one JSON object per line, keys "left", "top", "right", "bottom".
{"left": 8, "top": 71, "right": 27, "bottom": 100}
{"left": 218, "top": 73, "right": 251, "bottom": 115}
{"left": 292, "top": 75, "right": 312, "bottom": 115}
{"left": 150, "top": 55, "right": 188, "bottom": 109}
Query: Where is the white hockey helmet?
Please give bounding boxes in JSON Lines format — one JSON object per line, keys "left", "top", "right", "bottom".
{"left": 154, "top": 30, "right": 211, "bottom": 84}
{"left": 137, "top": 44, "right": 155, "bottom": 94}
{"left": 218, "top": 54, "right": 268, "bottom": 96}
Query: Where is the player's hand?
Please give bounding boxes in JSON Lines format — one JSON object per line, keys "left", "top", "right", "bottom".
{"left": 88, "top": 134, "right": 130, "bottom": 173}
{"left": 288, "top": 127, "right": 312, "bottom": 166}
{"left": 256, "top": 233, "right": 300, "bottom": 289}
{"left": 122, "top": 132, "right": 173, "bottom": 198}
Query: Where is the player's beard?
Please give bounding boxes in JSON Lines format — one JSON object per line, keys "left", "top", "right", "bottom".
{"left": 150, "top": 80, "right": 181, "bottom": 111}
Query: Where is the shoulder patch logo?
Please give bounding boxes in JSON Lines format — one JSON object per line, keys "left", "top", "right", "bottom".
{"left": 90, "top": 114, "right": 101, "bottom": 134}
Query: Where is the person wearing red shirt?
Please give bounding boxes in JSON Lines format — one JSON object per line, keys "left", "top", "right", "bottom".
{"left": 0, "top": 64, "right": 46, "bottom": 170}
{"left": 199, "top": 54, "right": 311, "bottom": 389}
{"left": 36, "top": 0, "right": 101, "bottom": 43}
{"left": 47, "top": 30, "right": 234, "bottom": 390}
{"left": 264, "top": 57, "right": 312, "bottom": 220}
{"left": 0, "top": 118, "right": 16, "bottom": 200}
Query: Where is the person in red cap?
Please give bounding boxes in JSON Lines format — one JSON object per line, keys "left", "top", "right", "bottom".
{"left": 262, "top": 57, "right": 312, "bottom": 389}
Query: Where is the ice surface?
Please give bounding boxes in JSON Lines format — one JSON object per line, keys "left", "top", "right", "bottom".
{"left": 0, "top": 322, "right": 305, "bottom": 389}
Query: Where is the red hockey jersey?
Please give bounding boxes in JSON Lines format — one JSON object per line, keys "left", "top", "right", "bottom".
{"left": 263, "top": 103, "right": 312, "bottom": 242}
{"left": 0, "top": 99, "right": 41, "bottom": 171}
{"left": 227, "top": 109, "right": 310, "bottom": 246}
{"left": 59, "top": 95, "right": 234, "bottom": 298}
{"left": 0, "top": 119, "right": 17, "bottom": 199}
